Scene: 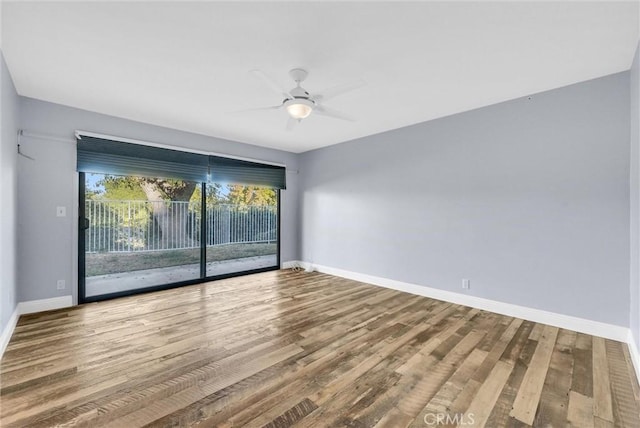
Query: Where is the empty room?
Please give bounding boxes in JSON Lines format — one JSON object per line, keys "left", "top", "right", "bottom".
{"left": 1, "top": 1, "right": 640, "bottom": 427}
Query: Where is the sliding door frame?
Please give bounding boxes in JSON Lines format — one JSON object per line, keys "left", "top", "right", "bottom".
{"left": 78, "top": 176, "right": 281, "bottom": 304}
{"left": 78, "top": 172, "right": 87, "bottom": 302}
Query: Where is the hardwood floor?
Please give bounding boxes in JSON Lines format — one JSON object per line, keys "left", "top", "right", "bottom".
{"left": 1, "top": 270, "right": 639, "bottom": 427}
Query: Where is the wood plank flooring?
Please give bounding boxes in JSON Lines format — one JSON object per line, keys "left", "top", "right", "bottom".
{"left": 1, "top": 270, "right": 639, "bottom": 427}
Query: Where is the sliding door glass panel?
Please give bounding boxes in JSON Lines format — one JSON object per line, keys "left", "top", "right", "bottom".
{"left": 84, "top": 173, "right": 201, "bottom": 297}
{"left": 205, "top": 184, "right": 278, "bottom": 277}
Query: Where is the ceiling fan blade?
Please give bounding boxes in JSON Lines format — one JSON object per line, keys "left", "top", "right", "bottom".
{"left": 314, "top": 105, "right": 355, "bottom": 122}
{"left": 313, "top": 79, "right": 366, "bottom": 103}
{"left": 250, "top": 69, "right": 293, "bottom": 100}
{"left": 286, "top": 117, "right": 299, "bottom": 131}
{"left": 228, "top": 104, "right": 282, "bottom": 114}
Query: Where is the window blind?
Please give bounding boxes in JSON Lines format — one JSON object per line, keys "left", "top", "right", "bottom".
{"left": 209, "top": 155, "right": 286, "bottom": 189}
{"left": 77, "top": 135, "right": 286, "bottom": 189}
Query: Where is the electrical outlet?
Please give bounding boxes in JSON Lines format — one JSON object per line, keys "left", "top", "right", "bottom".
{"left": 57, "top": 280, "right": 66, "bottom": 290}
{"left": 462, "top": 279, "right": 470, "bottom": 289}
{"left": 56, "top": 206, "right": 66, "bottom": 217}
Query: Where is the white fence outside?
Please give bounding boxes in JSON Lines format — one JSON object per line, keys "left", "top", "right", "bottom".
{"left": 85, "top": 200, "right": 277, "bottom": 253}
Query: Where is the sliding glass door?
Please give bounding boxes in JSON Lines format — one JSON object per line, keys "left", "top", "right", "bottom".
{"left": 79, "top": 174, "right": 280, "bottom": 302}
{"left": 77, "top": 134, "right": 284, "bottom": 303}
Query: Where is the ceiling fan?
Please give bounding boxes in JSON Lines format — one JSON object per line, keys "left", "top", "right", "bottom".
{"left": 240, "top": 68, "right": 365, "bottom": 130}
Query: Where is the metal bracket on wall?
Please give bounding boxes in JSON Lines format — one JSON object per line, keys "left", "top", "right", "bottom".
{"left": 17, "top": 130, "right": 35, "bottom": 161}
{"left": 17, "top": 144, "right": 35, "bottom": 160}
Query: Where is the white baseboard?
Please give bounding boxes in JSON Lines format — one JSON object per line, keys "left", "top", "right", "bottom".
{"left": 19, "top": 295, "right": 73, "bottom": 315}
{"left": 628, "top": 331, "right": 640, "bottom": 384}
{"left": 287, "top": 261, "right": 630, "bottom": 342}
{"left": 0, "top": 295, "right": 73, "bottom": 360}
{"left": 282, "top": 261, "right": 302, "bottom": 269}
{"left": 0, "top": 305, "right": 20, "bottom": 359}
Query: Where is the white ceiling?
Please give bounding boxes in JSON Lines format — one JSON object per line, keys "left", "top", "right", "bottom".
{"left": 2, "top": 1, "right": 638, "bottom": 153}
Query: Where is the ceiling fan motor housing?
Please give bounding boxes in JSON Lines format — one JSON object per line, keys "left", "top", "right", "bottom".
{"left": 290, "top": 86, "right": 312, "bottom": 100}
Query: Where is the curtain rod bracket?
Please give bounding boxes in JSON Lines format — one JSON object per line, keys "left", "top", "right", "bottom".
{"left": 17, "top": 130, "right": 35, "bottom": 160}
{"left": 17, "top": 144, "right": 35, "bottom": 161}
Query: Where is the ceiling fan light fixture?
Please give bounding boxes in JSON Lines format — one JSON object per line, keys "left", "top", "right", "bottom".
{"left": 285, "top": 98, "right": 314, "bottom": 119}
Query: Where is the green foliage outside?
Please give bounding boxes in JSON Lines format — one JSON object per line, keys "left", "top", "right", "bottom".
{"left": 84, "top": 174, "right": 278, "bottom": 257}
{"left": 88, "top": 175, "right": 277, "bottom": 206}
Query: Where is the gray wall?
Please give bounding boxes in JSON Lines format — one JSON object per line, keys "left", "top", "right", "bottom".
{"left": 299, "top": 72, "right": 631, "bottom": 327}
{"left": 631, "top": 41, "right": 640, "bottom": 347}
{"left": 17, "top": 97, "right": 299, "bottom": 303}
{"left": 0, "top": 51, "right": 19, "bottom": 333}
